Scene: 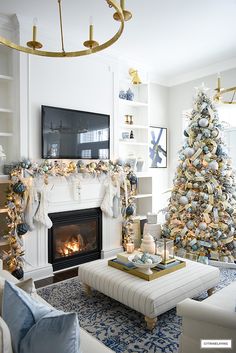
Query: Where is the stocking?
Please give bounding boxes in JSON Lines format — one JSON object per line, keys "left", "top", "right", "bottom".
{"left": 24, "top": 184, "right": 39, "bottom": 231}
{"left": 101, "top": 176, "right": 119, "bottom": 218}
{"left": 33, "top": 187, "right": 53, "bottom": 229}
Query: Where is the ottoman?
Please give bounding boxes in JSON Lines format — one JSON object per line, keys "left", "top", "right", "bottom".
{"left": 79, "top": 258, "right": 220, "bottom": 329}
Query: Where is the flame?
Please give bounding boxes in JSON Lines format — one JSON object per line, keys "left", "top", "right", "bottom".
{"left": 60, "top": 240, "right": 81, "bottom": 257}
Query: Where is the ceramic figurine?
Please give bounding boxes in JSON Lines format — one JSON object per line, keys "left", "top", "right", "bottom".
{"left": 119, "top": 90, "right": 126, "bottom": 99}
{"left": 126, "top": 88, "right": 134, "bottom": 101}
{"left": 141, "top": 233, "right": 155, "bottom": 254}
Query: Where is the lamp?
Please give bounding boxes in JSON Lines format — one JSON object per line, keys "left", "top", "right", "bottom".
{"left": 155, "top": 239, "right": 174, "bottom": 265}
{"left": 213, "top": 74, "right": 236, "bottom": 104}
{"left": 0, "top": 0, "right": 132, "bottom": 58}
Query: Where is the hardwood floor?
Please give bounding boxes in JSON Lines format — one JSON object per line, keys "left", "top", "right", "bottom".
{"left": 35, "top": 267, "right": 79, "bottom": 289}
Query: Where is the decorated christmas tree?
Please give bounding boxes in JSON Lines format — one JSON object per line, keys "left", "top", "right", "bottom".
{"left": 162, "top": 87, "right": 236, "bottom": 264}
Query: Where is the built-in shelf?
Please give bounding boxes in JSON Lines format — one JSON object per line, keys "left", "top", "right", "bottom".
{"left": 0, "top": 74, "right": 13, "bottom": 81}
{"left": 0, "top": 108, "right": 13, "bottom": 113}
{"left": 134, "top": 193, "right": 152, "bottom": 199}
{"left": 119, "top": 140, "right": 148, "bottom": 146}
{"left": 0, "top": 132, "right": 13, "bottom": 137}
{"left": 0, "top": 208, "right": 7, "bottom": 213}
{"left": 121, "top": 124, "right": 148, "bottom": 130}
{"left": 119, "top": 99, "right": 148, "bottom": 107}
{"left": 134, "top": 215, "right": 147, "bottom": 221}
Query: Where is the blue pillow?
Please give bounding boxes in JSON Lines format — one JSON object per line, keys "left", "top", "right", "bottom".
{"left": 2, "top": 281, "right": 80, "bottom": 353}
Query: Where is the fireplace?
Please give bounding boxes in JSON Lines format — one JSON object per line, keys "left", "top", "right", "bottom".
{"left": 48, "top": 208, "right": 102, "bottom": 271}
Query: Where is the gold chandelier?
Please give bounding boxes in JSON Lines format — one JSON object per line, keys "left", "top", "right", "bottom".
{"left": 0, "top": 0, "right": 132, "bottom": 58}
{"left": 214, "top": 75, "right": 236, "bottom": 104}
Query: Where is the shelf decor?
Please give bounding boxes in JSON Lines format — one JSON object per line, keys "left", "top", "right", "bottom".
{"left": 1, "top": 159, "right": 137, "bottom": 278}
{"left": 149, "top": 126, "right": 167, "bottom": 168}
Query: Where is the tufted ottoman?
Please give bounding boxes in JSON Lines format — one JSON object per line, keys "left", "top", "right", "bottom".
{"left": 79, "top": 258, "right": 220, "bottom": 329}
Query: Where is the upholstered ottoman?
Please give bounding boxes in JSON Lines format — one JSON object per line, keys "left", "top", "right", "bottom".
{"left": 79, "top": 258, "right": 220, "bottom": 329}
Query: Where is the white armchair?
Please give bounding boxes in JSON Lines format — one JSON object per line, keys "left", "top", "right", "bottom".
{"left": 177, "top": 281, "right": 236, "bottom": 353}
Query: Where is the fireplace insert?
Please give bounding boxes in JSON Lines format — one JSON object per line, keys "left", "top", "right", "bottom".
{"left": 48, "top": 208, "right": 102, "bottom": 271}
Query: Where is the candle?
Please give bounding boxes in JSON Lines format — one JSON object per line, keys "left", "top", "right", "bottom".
{"left": 126, "top": 243, "right": 134, "bottom": 254}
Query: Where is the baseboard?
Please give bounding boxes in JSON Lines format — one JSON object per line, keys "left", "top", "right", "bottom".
{"left": 101, "top": 247, "right": 124, "bottom": 259}
{"left": 23, "top": 263, "right": 54, "bottom": 281}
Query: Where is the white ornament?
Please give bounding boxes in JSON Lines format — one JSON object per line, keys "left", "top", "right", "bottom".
{"left": 179, "top": 196, "right": 188, "bottom": 205}
{"left": 183, "top": 147, "right": 195, "bottom": 158}
{"left": 198, "top": 222, "right": 207, "bottom": 231}
{"left": 198, "top": 118, "right": 209, "bottom": 127}
{"left": 208, "top": 160, "right": 218, "bottom": 171}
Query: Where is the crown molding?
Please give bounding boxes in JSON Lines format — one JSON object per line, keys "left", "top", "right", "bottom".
{"left": 152, "top": 57, "right": 236, "bottom": 87}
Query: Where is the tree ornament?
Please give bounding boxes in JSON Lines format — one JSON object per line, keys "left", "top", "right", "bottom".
{"left": 17, "top": 222, "right": 30, "bottom": 236}
{"left": 179, "top": 196, "right": 188, "bottom": 205}
{"left": 183, "top": 147, "right": 195, "bottom": 158}
{"left": 208, "top": 160, "right": 218, "bottom": 171}
{"left": 126, "top": 205, "right": 135, "bottom": 216}
{"left": 13, "top": 182, "right": 26, "bottom": 194}
{"left": 198, "top": 118, "right": 209, "bottom": 127}
{"left": 11, "top": 267, "right": 24, "bottom": 280}
{"left": 198, "top": 222, "right": 207, "bottom": 231}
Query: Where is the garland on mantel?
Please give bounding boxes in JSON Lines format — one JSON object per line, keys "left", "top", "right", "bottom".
{"left": 1, "top": 159, "right": 137, "bottom": 279}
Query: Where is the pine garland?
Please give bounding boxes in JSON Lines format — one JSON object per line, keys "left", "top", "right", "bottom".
{"left": 1, "top": 159, "right": 137, "bottom": 278}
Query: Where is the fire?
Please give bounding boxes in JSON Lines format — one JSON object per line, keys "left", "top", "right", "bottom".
{"left": 58, "top": 234, "right": 85, "bottom": 257}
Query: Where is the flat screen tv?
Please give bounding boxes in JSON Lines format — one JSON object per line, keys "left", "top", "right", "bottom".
{"left": 42, "top": 105, "right": 110, "bottom": 159}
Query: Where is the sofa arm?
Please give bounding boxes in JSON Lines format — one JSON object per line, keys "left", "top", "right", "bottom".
{"left": 177, "top": 298, "right": 236, "bottom": 329}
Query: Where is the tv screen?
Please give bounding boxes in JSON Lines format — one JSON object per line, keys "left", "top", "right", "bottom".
{"left": 42, "top": 105, "right": 110, "bottom": 159}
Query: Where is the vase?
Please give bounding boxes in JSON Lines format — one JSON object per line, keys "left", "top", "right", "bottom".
{"left": 126, "top": 88, "right": 134, "bottom": 101}
{"left": 126, "top": 153, "right": 137, "bottom": 170}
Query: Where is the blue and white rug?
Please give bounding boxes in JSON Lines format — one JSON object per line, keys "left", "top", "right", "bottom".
{"left": 37, "top": 269, "right": 236, "bottom": 353}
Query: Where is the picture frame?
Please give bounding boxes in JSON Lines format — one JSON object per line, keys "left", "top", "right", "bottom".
{"left": 149, "top": 126, "right": 167, "bottom": 168}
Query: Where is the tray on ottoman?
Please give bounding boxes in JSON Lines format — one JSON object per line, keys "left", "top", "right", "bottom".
{"left": 108, "top": 258, "right": 186, "bottom": 281}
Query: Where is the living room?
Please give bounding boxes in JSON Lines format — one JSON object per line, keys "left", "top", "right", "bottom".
{"left": 0, "top": 1, "right": 235, "bottom": 353}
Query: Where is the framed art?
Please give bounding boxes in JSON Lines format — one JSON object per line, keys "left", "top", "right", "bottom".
{"left": 149, "top": 126, "right": 167, "bottom": 168}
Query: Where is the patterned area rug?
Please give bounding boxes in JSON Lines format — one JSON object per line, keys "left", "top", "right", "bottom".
{"left": 37, "top": 268, "right": 236, "bottom": 353}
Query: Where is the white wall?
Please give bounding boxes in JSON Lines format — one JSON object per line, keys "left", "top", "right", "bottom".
{"left": 149, "top": 83, "right": 169, "bottom": 212}
{"left": 168, "top": 67, "right": 236, "bottom": 185}
{"left": 27, "top": 54, "right": 115, "bottom": 159}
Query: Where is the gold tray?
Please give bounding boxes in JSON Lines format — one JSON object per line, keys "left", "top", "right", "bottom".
{"left": 108, "top": 258, "right": 186, "bottom": 281}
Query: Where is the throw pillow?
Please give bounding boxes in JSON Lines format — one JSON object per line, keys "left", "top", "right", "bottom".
{"left": 20, "top": 311, "right": 80, "bottom": 353}
{"left": 2, "top": 281, "right": 80, "bottom": 353}
{"left": 2, "top": 281, "right": 52, "bottom": 353}
{"left": 0, "top": 277, "right": 35, "bottom": 315}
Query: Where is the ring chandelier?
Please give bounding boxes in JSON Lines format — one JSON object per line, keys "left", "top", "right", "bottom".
{"left": 0, "top": 0, "right": 132, "bottom": 58}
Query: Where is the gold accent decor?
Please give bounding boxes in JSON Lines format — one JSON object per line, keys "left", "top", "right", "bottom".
{"left": 113, "top": 0, "right": 132, "bottom": 21}
{"left": 108, "top": 258, "right": 186, "bottom": 281}
{"left": 129, "top": 68, "right": 142, "bottom": 84}
{"left": 213, "top": 74, "right": 236, "bottom": 104}
{"left": 0, "top": 0, "right": 132, "bottom": 58}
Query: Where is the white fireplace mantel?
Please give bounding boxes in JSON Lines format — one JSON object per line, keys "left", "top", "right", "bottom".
{"left": 23, "top": 176, "right": 123, "bottom": 280}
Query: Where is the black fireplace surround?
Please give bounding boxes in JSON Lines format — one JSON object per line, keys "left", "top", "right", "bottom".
{"left": 48, "top": 208, "right": 102, "bottom": 271}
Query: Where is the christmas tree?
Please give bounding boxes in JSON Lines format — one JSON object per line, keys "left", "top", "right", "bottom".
{"left": 162, "top": 87, "right": 236, "bottom": 264}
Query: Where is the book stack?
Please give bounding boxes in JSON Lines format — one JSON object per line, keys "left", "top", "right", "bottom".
{"left": 156, "top": 259, "right": 180, "bottom": 269}
{"left": 116, "top": 250, "right": 142, "bottom": 265}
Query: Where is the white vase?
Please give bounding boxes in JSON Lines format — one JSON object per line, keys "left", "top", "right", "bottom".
{"left": 140, "top": 233, "right": 155, "bottom": 254}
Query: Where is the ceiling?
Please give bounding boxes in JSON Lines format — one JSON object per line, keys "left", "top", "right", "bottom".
{"left": 1, "top": 0, "right": 236, "bottom": 86}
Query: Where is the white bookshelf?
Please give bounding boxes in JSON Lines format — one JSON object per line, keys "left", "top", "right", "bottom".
{"left": 0, "top": 19, "right": 20, "bottom": 175}
{"left": 115, "top": 76, "right": 153, "bottom": 218}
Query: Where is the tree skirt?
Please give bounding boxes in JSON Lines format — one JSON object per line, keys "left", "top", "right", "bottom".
{"left": 37, "top": 268, "right": 236, "bottom": 353}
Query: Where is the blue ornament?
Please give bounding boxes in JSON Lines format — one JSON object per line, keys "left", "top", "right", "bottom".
{"left": 126, "top": 88, "right": 134, "bottom": 101}
{"left": 12, "top": 267, "right": 24, "bottom": 280}
{"left": 13, "top": 182, "right": 26, "bottom": 194}
{"left": 126, "top": 205, "right": 135, "bottom": 216}
{"left": 17, "top": 222, "right": 29, "bottom": 236}
{"left": 192, "top": 244, "right": 198, "bottom": 251}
